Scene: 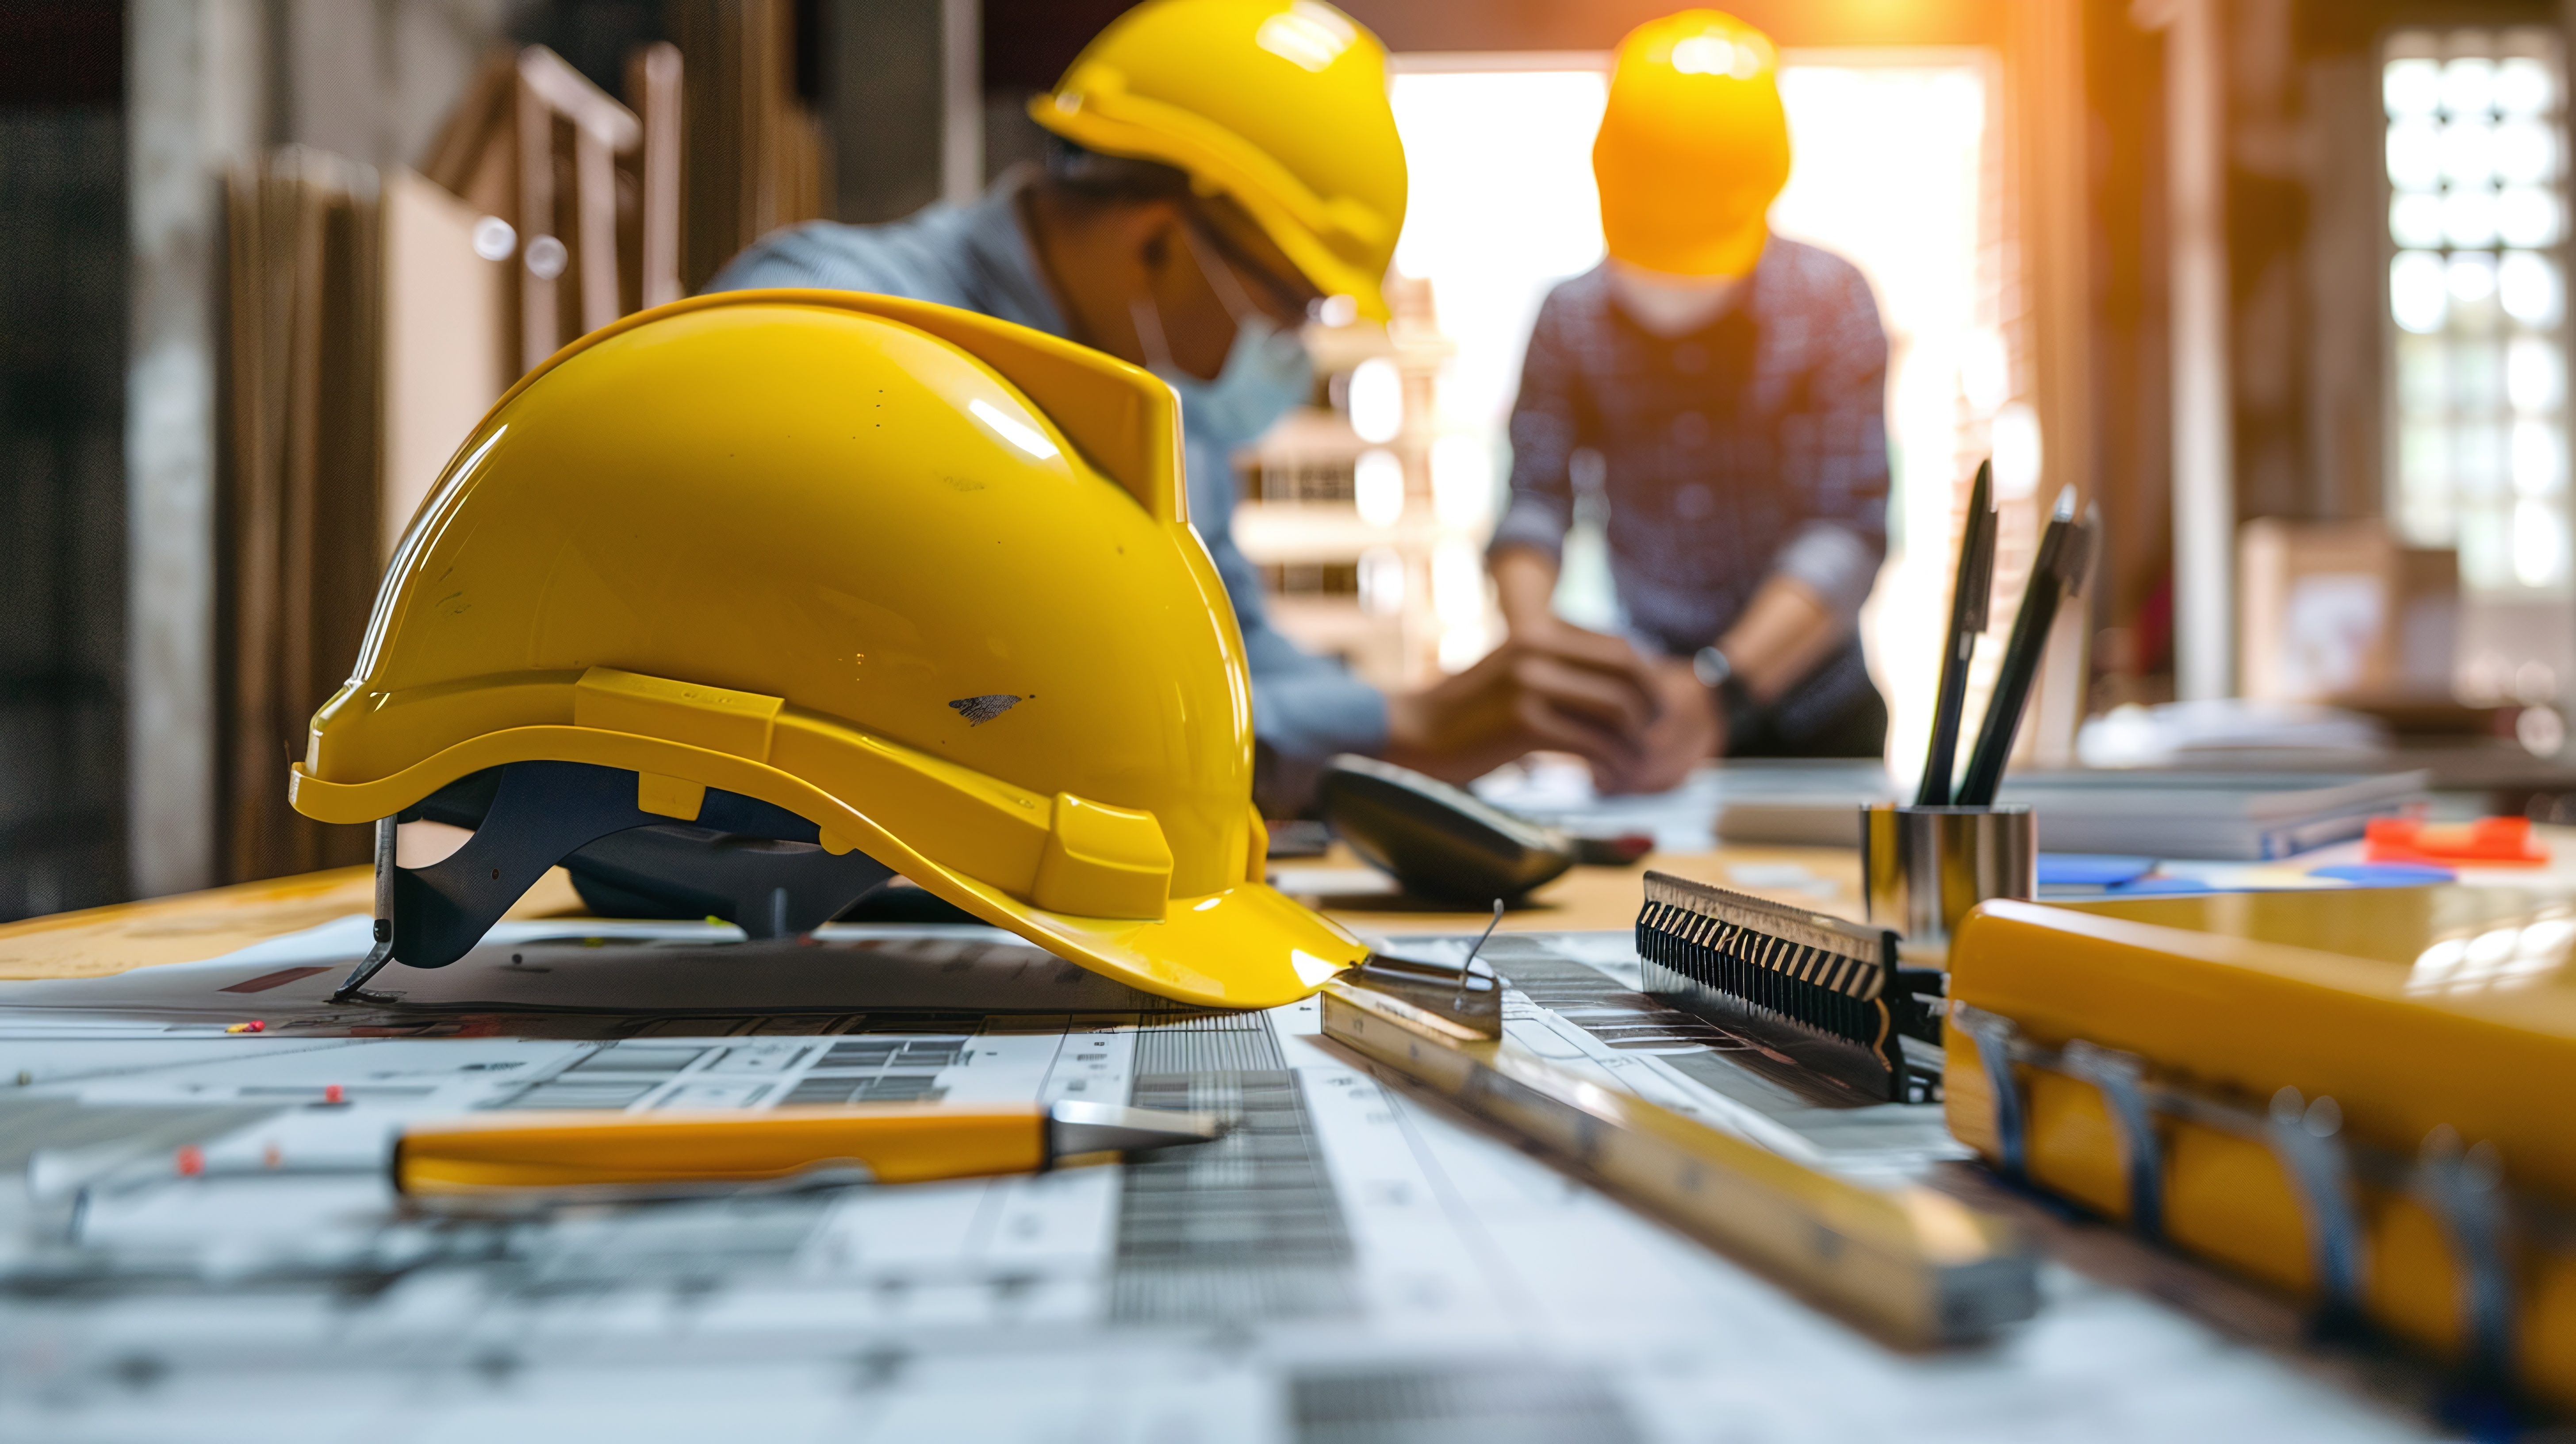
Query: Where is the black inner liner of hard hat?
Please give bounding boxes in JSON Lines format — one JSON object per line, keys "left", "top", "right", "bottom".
{"left": 384, "top": 759, "right": 969, "bottom": 972}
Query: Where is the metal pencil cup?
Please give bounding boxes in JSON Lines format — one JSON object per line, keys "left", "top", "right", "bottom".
{"left": 1862, "top": 804, "right": 2036, "bottom": 944}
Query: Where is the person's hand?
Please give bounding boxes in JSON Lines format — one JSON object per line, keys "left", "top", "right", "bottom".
{"left": 1503, "top": 612, "right": 1656, "bottom": 682}
{"left": 1589, "top": 656, "right": 1725, "bottom": 795}
{"left": 1383, "top": 628, "right": 1662, "bottom": 784}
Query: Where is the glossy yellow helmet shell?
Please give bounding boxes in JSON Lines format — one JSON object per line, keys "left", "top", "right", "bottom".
{"left": 290, "top": 290, "right": 1367, "bottom": 1008}
{"left": 1031, "top": 0, "right": 1407, "bottom": 320}
{"left": 1594, "top": 10, "right": 1791, "bottom": 279}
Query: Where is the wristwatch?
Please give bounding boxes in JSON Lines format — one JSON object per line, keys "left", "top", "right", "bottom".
{"left": 1692, "top": 645, "right": 1756, "bottom": 733}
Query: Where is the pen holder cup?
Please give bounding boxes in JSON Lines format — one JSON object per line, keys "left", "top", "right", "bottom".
{"left": 1862, "top": 804, "right": 2036, "bottom": 945}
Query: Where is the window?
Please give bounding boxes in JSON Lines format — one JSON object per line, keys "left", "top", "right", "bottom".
{"left": 2385, "top": 29, "right": 2568, "bottom": 596}
{"left": 1385, "top": 51, "right": 2002, "bottom": 765}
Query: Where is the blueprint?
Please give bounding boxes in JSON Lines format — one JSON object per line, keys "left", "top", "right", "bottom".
{"left": 0, "top": 916, "right": 2439, "bottom": 1442}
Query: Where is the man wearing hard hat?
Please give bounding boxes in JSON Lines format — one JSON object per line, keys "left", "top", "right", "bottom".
{"left": 712, "top": 0, "right": 1662, "bottom": 809}
{"left": 1488, "top": 11, "right": 1892, "bottom": 794}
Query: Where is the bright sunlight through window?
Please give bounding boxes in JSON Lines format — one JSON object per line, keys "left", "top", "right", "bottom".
{"left": 1388, "top": 50, "right": 1998, "bottom": 780}
{"left": 2385, "top": 28, "right": 2570, "bottom": 596}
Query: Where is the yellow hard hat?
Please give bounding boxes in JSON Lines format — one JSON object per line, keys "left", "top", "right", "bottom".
{"left": 1594, "top": 10, "right": 1791, "bottom": 279}
{"left": 289, "top": 289, "right": 1368, "bottom": 1009}
{"left": 1031, "top": 0, "right": 1407, "bottom": 321}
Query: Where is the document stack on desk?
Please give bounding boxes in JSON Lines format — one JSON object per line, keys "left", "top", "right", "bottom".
{"left": 1997, "top": 769, "right": 2431, "bottom": 860}
{"left": 1715, "top": 768, "right": 2430, "bottom": 861}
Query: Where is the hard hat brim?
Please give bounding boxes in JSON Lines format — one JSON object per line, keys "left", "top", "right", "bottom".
{"left": 292, "top": 727, "right": 1367, "bottom": 1011}
{"left": 1031, "top": 89, "right": 1392, "bottom": 323}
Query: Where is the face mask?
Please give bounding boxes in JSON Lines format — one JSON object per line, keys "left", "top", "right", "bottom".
{"left": 1132, "top": 227, "right": 1316, "bottom": 453}
{"left": 1606, "top": 261, "right": 1744, "bottom": 338}
{"left": 1153, "top": 316, "right": 1313, "bottom": 453}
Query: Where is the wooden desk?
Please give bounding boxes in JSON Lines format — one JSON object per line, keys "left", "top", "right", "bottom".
{"left": 0, "top": 866, "right": 585, "bottom": 982}
{"left": 0, "top": 848, "right": 1854, "bottom": 982}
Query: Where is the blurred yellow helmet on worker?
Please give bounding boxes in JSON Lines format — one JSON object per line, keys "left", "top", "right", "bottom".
{"left": 288, "top": 290, "right": 1368, "bottom": 1009}
{"left": 1594, "top": 10, "right": 1791, "bottom": 279}
{"left": 1031, "top": 0, "right": 1407, "bottom": 321}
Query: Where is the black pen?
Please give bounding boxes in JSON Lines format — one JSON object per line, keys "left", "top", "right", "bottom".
{"left": 1915, "top": 460, "right": 1995, "bottom": 806}
{"left": 1955, "top": 488, "right": 2096, "bottom": 807}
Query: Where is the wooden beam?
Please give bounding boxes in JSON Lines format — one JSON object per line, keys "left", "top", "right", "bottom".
{"left": 2008, "top": 0, "right": 2097, "bottom": 761}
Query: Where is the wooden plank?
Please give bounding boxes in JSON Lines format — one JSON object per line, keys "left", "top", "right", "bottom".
{"left": 218, "top": 153, "right": 381, "bottom": 885}
{"left": 0, "top": 867, "right": 584, "bottom": 982}
{"left": 381, "top": 168, "right": 508, "bottom": 558}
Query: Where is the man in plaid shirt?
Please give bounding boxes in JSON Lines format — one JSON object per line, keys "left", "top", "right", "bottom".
{"left": 1490, "top": 11, "right": 1889, "bottom": 793}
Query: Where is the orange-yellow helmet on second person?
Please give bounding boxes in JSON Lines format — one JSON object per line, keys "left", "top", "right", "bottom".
{"left": 1594, "top": 10, "right": 1791, "bottom": 279}
{"left": 288, "top": 290, "right": 1369, "bottom": 1009}
{"left": 1031, "top": 0, "right": 1407, "bottom": 320}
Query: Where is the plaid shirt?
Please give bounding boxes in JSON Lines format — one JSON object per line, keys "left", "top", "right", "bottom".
{"left": 1492, "top": 237, "right": 1892, "bottom": 737}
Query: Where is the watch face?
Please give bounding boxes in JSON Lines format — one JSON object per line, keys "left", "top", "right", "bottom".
{"left": 1692, "top": 646, "right": 1733, "bottom": 689}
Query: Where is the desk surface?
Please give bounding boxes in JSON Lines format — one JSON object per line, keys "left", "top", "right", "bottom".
{"left": 0, "top": 847, "right": 1859, "bottom": 983}
{"left": 0, "top": 845, "right": 2486, "bottom": 1438}
{"left": 0, "top": 864, "right": 583, "bottom": 982}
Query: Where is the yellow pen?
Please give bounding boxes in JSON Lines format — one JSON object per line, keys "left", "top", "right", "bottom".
{"left": 394, "top": 1101, "right": 1221, "bottom": 1205}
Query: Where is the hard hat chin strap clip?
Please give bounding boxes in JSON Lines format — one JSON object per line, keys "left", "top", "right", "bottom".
{"left": 331, "top": 817, "right": 405, "bottom": 1003}
{"left": 328, "top": 760, "right": 898, "bottom": 1005}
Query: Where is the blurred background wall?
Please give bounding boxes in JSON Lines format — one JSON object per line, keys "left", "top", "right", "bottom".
{"left": 0, "top": 0, "right": 2560, "bottom": 917}
{"left": 2, "top": 4, "right": 128, "bottom": 919}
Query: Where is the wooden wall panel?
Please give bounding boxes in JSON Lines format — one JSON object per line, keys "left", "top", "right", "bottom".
{"left": 217, "top": 150, "right": 381, "bottom": 883}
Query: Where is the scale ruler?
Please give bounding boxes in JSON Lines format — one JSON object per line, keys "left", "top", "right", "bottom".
{"left": 1319, "top": 978, "right": 2036, "bottom": 1348}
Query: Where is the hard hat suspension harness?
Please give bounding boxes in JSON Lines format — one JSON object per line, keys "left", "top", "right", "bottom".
{"left": 329, "top": 759, "right": 897, "bottom": 1003}
{"left": 300, "top": 289, "right": 1373, "bottom": 1009}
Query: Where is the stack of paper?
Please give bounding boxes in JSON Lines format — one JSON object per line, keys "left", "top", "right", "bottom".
{"left": 1713, "top": 768, "right": 2429, "bottom": 860}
